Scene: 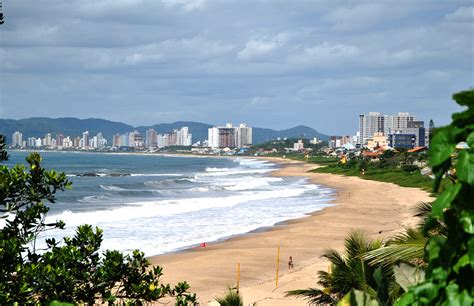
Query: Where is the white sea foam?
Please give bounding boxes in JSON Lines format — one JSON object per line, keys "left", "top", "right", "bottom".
{"left": 100, "top": 185, "right": 128, "bottom": 191}
{"left": 47, "top": 188, "right": 310, "bottom": 226}
{"left": 33, "top": 153, "right": 336, "bottom": 256}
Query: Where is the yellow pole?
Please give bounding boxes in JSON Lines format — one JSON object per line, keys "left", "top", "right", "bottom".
{"left": 276, "top": 244, "right": 280, "bottom": 287}
{"left": 236, "top": 262, "right": 241, "bottom": 293}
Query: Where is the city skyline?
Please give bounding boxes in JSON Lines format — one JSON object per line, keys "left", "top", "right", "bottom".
{"left": 1, "top": 1, "right": 472, "bottom": 134}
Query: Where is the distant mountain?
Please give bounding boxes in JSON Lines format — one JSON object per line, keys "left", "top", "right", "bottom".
{"left": 253, "top": 125, "right": 328, "bottom": 144}
{"left": 0, "top": 117, "right": 328, "bottom": 144}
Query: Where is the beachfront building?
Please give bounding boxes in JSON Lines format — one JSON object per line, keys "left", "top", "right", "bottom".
{"left": 388, "top": 133, "right": 416, "bottom": 149}
{"left": 11, "top": 131, "right": 23, "bottom": 147}
{"left": 235, "top": 123, "right": 252, "bottom": 148}
{"left": 359, "top": 112, "right": 422, "bottom": 145}
{"left": 146, "top": 129, "right": 158, "bottom": 148}
{"left": 366, "top": 132, "right": 389, "bottom": 150}
{"left": 44, "top": 133, "right": 52, "bottom": 148}
{"left": 208, "top": 123, "right": 252, "bottom": 148}
{"left": 175, "top": 127, "right": 192, "bottom": 146}
{"left": 329, "top": 135, "right": 351, "bottom": 148}
{"left": 82, "top": 131, "right": 89, "bottom": 149}
{"left": 358, "top": 112, "right": 388, "bottom": 145}
{"left": 293, "top": 140, "right": 304, "bottom": 151}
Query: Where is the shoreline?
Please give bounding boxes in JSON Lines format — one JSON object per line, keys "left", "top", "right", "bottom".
{"left": 150, "top": 157, "right": 433, "bottom": 305}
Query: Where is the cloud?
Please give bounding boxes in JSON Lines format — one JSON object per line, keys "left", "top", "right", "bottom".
{"left": 1, "top": 0, "right": 471, "bottom": 134}
{"left": 444, "top": 6, "right": 473, "bottom": 22}
{"left": 237, "top": 33, "right": 288, "bottom": 60}
{"left": 161, "top": 0, "right": 207, "bottom": 11}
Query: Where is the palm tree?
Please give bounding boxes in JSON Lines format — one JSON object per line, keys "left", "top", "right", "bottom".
{"left": 286, "top": 231, "right": 391, "bottom": 304}
{"left": 362, "top": 201, "right": 446, "bottom": 268}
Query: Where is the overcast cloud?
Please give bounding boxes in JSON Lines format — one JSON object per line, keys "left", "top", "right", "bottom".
{"left": 0, "top": 0, "right": 472, "bottom": 134}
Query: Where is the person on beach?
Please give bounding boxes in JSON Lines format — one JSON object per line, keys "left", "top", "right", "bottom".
{"left": 288, "top": 256, "right": 294, "bottom": 269}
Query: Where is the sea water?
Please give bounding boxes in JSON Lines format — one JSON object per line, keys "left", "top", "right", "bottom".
{"left": 4, "top": 151, "right": 334, "bottom": 256}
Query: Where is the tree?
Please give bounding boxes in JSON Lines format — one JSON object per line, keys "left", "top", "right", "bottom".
{"left": 0, "top": 137, "right": 197, "bottom": 304}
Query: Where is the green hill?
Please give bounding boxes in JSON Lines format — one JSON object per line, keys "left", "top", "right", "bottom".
{"left": 0, "top": 117, "right": 329, "bottom": 145}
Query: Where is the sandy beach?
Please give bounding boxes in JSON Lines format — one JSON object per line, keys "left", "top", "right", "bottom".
{"left": 150, "top": 158, "right": 433, "bottom": 305}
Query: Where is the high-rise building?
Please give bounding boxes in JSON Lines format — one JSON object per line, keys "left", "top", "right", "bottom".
{"left": 35, "top": 138, "right": 42, "bottom": 147}
{"left": 359, "top": 112, "right": 421, "bottom": 145}
{"left": 55, "top": 134, "right": 64, "bottom": 148}
{"left": 208, "top": 123, "right": 252, "bottom": 148}
{"left": 63, "top": 137, "right": 73, "bottom": 148}
{"left": 208, "top": 127, "right": 219, "bottom": 148}
{"left": 235, "top": 123, "right": 252, "bottom": 148}
{"left": 27, "top": 137, "right": 36, "bottom": 147}
{"left": 175, "top": 127, "right": 192, "bottom": 146}
{"left": 82, "top": 131, "right": 89, "bottom": 149}
{"left": 112, "top": 133, "right": 121, "bottom": 147}
{"left": 12, "top": 131, "right": 23, "bottom": 147}
{"left": 387, "top": 112, "right": 417, "bottom": 134}
{"left": 157, "top": 134, "right": 169, "bottom": 148}
{"left": 358, "top": 112, "right": 388, "bottom": 145}
{"left": 146, "top": 129, "right": 158, "bottom": 148}
{"left": 43, "top": 133, "right": 52, "bottom": 147}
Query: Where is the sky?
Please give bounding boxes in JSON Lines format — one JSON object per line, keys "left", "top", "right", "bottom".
{"left": 0, "top": 1, "right": 473, "bottom": 134}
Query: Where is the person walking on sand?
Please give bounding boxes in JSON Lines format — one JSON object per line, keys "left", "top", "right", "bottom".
{"left": 288, "top": 256, "right": 294, "bottom": 269}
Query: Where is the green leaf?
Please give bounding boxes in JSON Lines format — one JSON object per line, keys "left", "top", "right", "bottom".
{"left": 429, "top": 129, "right": 455, "bottom": 167}
{"left": 459, "top": 210, "right": 474, "bottom": 234}
{"left": 431, "top": 183, "right": 462, "bottom": 219}
{"left": 467, "top": 132, "right": 474, "bottom": 149}
{"left": 453, "top": 254, "right": 470, "bottom": 273}
{"left": 457, "top": 151, "right": 474, "bottom": 185}
{"left": 393, "top": 263, "right": 426, "bottom": 292}
{"left": 338, "top": 289, "right": 380, "bottom": 306}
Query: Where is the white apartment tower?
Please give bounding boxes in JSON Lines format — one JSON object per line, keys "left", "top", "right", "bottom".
{"left": 358, "top": 112, "right": 388, "bottom": 145}
{"left": 235, "top": 123, "right": 253, "bottom": 148}
{"left": 176, "top": 127, "right": 192, "bottom": 146}
{"left": 12, "top": 131, "right": 23, "bottom": 147}
{"left": 82, "top": 131, "right": 89, "bottom": 149}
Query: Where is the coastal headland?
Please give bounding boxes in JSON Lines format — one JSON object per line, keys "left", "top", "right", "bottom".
{"left": 150, "top": 157, "right": 433, "bottom": 305}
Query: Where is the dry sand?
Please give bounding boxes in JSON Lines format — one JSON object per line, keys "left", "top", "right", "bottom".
{"left": 150, "top": 158, "right": 433, "bottom": 305}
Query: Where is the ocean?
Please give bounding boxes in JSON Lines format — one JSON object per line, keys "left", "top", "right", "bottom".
{"left": 5, "top": 151, "right": 334, "bottom": 256}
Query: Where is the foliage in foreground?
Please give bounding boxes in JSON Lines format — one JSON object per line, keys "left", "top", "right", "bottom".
{"left": 394, "top": 90, "right": 474, "bottom": 304}
{"left": 0, "top": 138, "right": 196, "bottom": 305}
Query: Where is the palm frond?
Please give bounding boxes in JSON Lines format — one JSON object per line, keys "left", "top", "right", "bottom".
{"left": 413, "top": 202, "right": 432, "bottom": 219}
{"left": 362, "top": 228, "right": 427, "bottom": 267}
{"left": 286, "top": 288, "right": 336, "bottom": 305}
{"left": 345, "top": 231, "right": 383, "bottom": 259}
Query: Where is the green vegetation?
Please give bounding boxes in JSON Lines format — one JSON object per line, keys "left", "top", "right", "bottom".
{"left": 314, "top": 162, "right": 439, "bottom": 191}
{"left": 0, "top": 136, "right": 197, "bottom": 305}
{"left": 289, "top": 89, "right": 474, "bottom": 305}
{"left": 251, "top": 138, "right": 327, "bottom": 155}
{"left": 307, "top": 148, "right": 449, "bottom": 192}
{"left": 215, "top": 287, "right": 244, "bottom": 306}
